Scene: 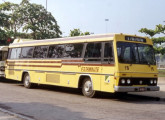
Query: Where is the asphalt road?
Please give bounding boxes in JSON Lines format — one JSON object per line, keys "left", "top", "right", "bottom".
{"left": 0, "top": 78, "right": 165, "bottom": 120}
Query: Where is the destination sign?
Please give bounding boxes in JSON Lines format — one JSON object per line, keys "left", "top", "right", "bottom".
{"left": 125, "top": 36, "right": 146, "bottom": 43}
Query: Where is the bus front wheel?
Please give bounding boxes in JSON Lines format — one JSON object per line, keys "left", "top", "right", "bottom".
{"left": 82, "top": 78, "right": 96, "bottom": 98}
{"left": 23, "top": 73, "right": 34, "bottom": 88}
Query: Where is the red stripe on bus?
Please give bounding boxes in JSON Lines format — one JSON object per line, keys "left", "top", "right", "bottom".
{"left": 8, "top": 63, "right": 114, "bottom": 68}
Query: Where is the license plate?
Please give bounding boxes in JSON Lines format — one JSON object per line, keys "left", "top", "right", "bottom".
{"left": 139, "top": 87, "right": 145, "bottom": 91}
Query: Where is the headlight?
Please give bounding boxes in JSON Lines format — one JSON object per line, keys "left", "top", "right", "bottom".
{"left": 127, "top": 79, "right": 131, "bottom": 84}
{"left": 121, "top": 79, "right": 126, "bottom": 84}
{"left": 154, "top": 80, "right": 157, "bottom": 84}
{"left": 150, "top": 80, "right": 154, "bottom": 84}
{"left": 139, "top": 80, "right": 143, "bottom": 85}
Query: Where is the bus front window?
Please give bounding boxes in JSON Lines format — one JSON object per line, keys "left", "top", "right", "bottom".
{"left": 117, "top": 42, "right": 156, "bottom": 65}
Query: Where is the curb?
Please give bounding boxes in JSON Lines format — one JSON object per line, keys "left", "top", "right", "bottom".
{"left": 0, "top": 108, "right": 34, "bottom": 120}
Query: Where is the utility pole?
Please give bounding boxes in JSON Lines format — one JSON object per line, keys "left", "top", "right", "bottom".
{"left": 46, "top": 0, "right": 47, "bottom": 11}
{"left": 105, "top": 19, "right": 109, "bottom": 33}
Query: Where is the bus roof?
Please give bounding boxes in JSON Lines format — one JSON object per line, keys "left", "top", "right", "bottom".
{"left": 13, "top": 38, "right": 34, "bottom": 43}
{"left": 0, "top": 46, "right": 8, "bottom": 51}
{"left": 9, "top": 33, "right": 151, "bottom": 48}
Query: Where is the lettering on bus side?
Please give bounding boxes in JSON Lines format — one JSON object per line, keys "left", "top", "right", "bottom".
{"left": 81, "top": 67, "right": 99, "bottom": 72}
{"left": 125, "top": 66, "right": 129, "bottom": 70}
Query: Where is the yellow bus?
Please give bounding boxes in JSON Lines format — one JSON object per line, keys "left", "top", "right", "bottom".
{"left": 5, "top": 34, "right": 159, "bottom": 97}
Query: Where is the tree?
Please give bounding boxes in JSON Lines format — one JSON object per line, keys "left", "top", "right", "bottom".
{"left": 0, "top": 0, "right": 62, "bottom": 44}
{"left": 70, "top": 29, "right": 90, "bottom": 37}
{"left": 139, "top": 24, "right": 165, "bottom": 54}
{"left": 14, "top": 0, "right": 62, "bottom": 39}
{"left": 0, "top": 2, "right": 16, "bottom": 44}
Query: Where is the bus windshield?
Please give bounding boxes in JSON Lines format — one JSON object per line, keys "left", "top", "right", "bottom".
{"left": 117, "top": 42, "right": 156, "bottom": 65}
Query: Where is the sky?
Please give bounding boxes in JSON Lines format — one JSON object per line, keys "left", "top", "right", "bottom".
{"left": 1, "top": 0, "right": 165, "bottom": 37}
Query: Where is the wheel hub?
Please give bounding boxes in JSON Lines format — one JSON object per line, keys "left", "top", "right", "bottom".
{"left": 25, "top": 76, "right": 30, "bottom": 86}
{"left": 84, "top": 81, "right": 92, "bottom": 93}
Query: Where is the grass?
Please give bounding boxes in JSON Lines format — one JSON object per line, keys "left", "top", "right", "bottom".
{"left": 158, "top": 69, "right": 165, "bottom": 77}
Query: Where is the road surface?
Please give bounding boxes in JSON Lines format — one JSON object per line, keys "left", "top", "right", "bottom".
{"left": 0, "top": 78, "right": 165, "bottom": 120}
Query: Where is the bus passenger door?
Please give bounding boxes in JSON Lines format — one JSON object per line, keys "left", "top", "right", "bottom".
{"left": 101, "top": 42, "right": 115, "bottom": 93}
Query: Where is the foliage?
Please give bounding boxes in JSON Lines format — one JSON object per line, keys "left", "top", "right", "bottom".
{"left": 70, "top": 29, "right": 90, "bottom": 37}
{"left": 139, "top": 24, "right": 165, "bottom": 54}
{"left": 0, "top": 0, "right": 61, "bottom": 45}
{"left": 16, "top": 0, "right": 62, "bottom": 39}
{"left": 0, "top": 2, "right": 16, "bottom": 44}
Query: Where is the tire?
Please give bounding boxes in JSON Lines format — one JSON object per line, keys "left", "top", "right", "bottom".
{"left": 23, "top": 73, "right": 34, "bottom": 89}
{"left": 82, "top": 78, "right": 96, "bottom": 98}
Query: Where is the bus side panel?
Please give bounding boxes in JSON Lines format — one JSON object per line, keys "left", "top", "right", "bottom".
{"left": 60, "top": 65, "right": 79, "bottom": 88}
{"left": 31, "top": 71, "right": 46, "bottom": 84}
{"left": 5, "top": 69, "right": 22, "bottom": 81}
{"left": 90, "top": 74, "right": 101, "bottom": 91}
{"left": 101, "top": 66, "right": 115, "bottom": 93}
{"left": 60, "top": 74, "right": 78, "bottom": 88}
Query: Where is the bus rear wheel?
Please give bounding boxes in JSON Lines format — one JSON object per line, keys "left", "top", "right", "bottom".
{"left": 82, "top": 78, "right": 96, "bottom": 98}
{"left": 23, "top": 73, "right": 34, "bottom": 88}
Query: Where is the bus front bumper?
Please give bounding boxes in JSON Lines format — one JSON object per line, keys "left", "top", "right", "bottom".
{"left": 114, "top": 86, "right": 160, "bottom": 92}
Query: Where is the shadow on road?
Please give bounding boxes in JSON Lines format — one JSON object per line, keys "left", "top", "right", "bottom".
{"left": 0, "top": 102, "right": 96, "bottom": 120}
{"left": 0, "top": 78, "right": 20, "bottom": 84}
{"left": 28, "top": 84, "right": 165, "bottom": 104}
{"left": 1, "top": 78, "right": 165, "bottom": 104}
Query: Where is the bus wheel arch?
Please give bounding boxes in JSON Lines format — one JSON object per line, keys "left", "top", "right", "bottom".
{"left": 78, "top": 75, "right": 96, "bottom": 98}
{"left": 22, "top": 72, "right": 35, "bottom": 89}
{"left": 21, "top": 71, "right": 28, "bottom": 82}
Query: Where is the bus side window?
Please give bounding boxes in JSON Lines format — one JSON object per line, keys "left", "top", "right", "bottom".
{"left": 64, "top": 43, "right": 83, "bottom": 58}
{"left": 84, "top": 42, "right": 101, "bottom": 61}
{"left": 33, "top": 46, "right": 48, "bottom": 58}
{"left": 48, "top": 45, "right": 64, "bottom": 58}
{"left": 21, "top": 47, "right": 34, "bottom": 58}
{"left": 9, "top": 48, "right": 21, "bottom": 59}
{"left": 103, "top": 42, "right": 114, "bottom": 63}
